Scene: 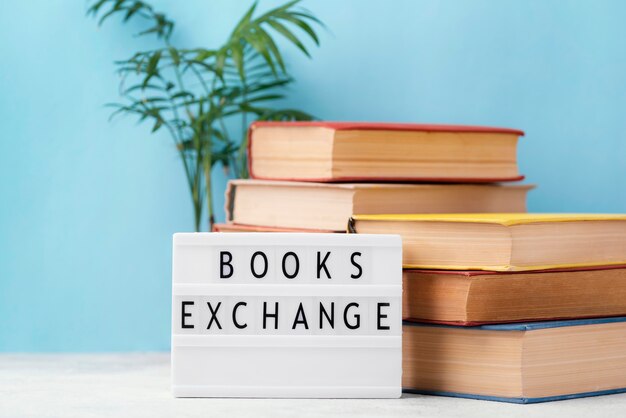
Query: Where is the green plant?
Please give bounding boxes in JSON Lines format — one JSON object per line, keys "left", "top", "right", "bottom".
{"left": 88, "top": 0, "right": 322, "bottom": 231}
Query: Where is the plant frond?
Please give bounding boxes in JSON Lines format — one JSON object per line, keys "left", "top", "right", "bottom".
{"left": 87, "top": 0, "right": 174, "bottom": 39}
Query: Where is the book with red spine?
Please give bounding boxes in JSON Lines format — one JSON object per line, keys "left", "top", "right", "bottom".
{"left": 248, "top": 121, "right": 524, "bottom": 183}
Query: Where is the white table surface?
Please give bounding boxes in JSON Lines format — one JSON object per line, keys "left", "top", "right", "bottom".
{"left": 1, "top": 353, "right": 626, "bottom": 418}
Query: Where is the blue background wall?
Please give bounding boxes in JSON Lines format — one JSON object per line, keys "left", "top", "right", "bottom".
{"left": 1, "top": 0, "right": 624, "bottom": 351}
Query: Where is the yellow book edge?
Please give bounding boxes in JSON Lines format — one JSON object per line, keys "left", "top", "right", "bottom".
{"left": 351, "top": 213, "right": 626, "bottom": 227}
{"left": 402, "top": 260, "right": 626, "bottom": 272}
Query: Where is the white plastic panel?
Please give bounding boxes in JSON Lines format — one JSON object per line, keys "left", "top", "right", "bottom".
{"left": 172, "top": 233, "right": 402, "bottom": 398}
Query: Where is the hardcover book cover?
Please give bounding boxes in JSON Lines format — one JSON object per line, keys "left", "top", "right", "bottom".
{"left": 403, "top": 317, "right": 626, "bottom": 403}
{"left": 403, "top": 265, "right": 626, "bottom": 325}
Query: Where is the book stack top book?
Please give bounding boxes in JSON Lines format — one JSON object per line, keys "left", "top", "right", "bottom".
{"left": 248, "top": 121, "right": 525, "bottom": 182}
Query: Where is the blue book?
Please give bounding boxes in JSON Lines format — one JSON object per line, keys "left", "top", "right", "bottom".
{"left": 403, "top": 317, "right": 626, "bottom": 403}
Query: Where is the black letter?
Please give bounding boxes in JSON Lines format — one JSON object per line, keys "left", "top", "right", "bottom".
{"left": 282, "top": 252, "right": 300, "bottom": 279}
{"left": 343, "top": 302, "right": 360, "bottom": 330}
{"left": 292, "top": 303, "right": 309, "bottom": 329}
{"left": 263, "top": 302, "right": 279, "bottom": 329}
{"left": 317, "top": 251, "right": 331, "bottom": 279}
{"left": 377, "top": 302, "right": 390, "bottom": 330}
{"left": 181, "top": 301, "right": 194, "bottom": 329}
{"left": 232, "top": 302, "right": 247, "bottom": 329}
{"left": 350, "top": 252, "right": 363, "bottom": 279}
{"left": 207, "top": 301, "right": 222, "bottom": 330}
{"left": 250, "top": 251, "right": 268, "bottom": 278}
{"left": 319, "top": 302, "right": 335, "bottom": 329}
{"left": 220, "top": 251, "right": 233, "bottom": 279}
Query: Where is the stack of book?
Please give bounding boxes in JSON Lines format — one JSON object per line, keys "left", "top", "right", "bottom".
{"left": 217, "top": 122, "right": 532, "bottom": 232}
{"left": 216, "top": 121, "right": 626, "bottom": 403}
{"left": 351, "top": 213, "right": 626, "bottom": 403}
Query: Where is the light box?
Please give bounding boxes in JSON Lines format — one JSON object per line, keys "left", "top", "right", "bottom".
{"left": 171, "top": 232, "right": 402, "bottom": 398}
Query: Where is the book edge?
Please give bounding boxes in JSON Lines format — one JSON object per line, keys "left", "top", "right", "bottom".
{"left": 403, "top": 314, "right": 626, "bottom": 327}
{"left": 228, "top": 178, "right": 535, "bottom": 190}
{"left": 352, "top": 213, "right": 626, "bottom": 225}
{"left": 403, "top": 388, "right": 626, "bottom": 404}
{"left": 213, "top": 223, "right": 338, "bottom": 233}
{"left": 402, "top": 316, "right": 626, "bottom": 331}
{"left": 250, "top": 121, "right": 525, "bottom": 136}
{"left": 248, "top": 174, "right": 527, "bottom": 183}
{"left": 403, "top": 264, "right": 626, "bottom": 276}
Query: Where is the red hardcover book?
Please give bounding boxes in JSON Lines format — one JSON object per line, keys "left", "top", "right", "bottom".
{"left": 248, "top": 121, "right": 524, "bottom": 183}
{"left": 403, "top": 265, "right": 626, "bottom": 325}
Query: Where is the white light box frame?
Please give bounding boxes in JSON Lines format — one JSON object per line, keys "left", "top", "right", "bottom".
{"left": 171, "top": 232, "right": 402, "bottom": 398}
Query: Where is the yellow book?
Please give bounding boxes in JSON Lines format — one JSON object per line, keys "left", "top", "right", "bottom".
{"left": 349, "top": 213, "right": 626, "bottom": 271}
